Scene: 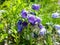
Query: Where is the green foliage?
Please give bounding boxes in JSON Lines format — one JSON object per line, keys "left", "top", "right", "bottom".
{"left": 0, "top": 0, "right": 60, "bottom": 45}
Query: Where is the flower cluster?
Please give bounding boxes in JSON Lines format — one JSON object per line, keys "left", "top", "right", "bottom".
{"left": 17, "top": 20, "right": 28, "bottom": 32}
{"left": 21, "top": 4, "right": 41, "bottom": 25}
{"left": 17, "top": 4, "right": 60, "bottom": 36}
{"left": 17, "top": 4, "right": 47, "bottom": 36}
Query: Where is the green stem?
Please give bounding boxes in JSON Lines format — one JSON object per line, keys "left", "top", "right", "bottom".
{"left": 45, "top": 34, "right": 53, "bottom": 45}
{"left": 28, "top": 24, "right": 32, "bottom": 45}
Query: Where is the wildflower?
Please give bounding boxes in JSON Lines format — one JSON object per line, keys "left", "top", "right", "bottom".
{"left": 32, "top": 4, "right": 40, "bottom": 10}
{"left": 27, "top": 15, "right": 36, "bottom": 24}
{"left": 21, "top": 9, "right": 27, "bottom": 18}
{"left": 52, "top": 12, "right": 60, "bottom": 18}
{"left": 17, "top": 20, "right": 22, "bottom": 25}
{"left": 57, "top": 29, "right": 60, "bottom": 35}
{"left": 54, "top": 24, "right": 60, "bottom": 35}
{"left": 54, "top": 25, "right": 60, "bottom": 30}
{"left": 39, "top": 28, "right": 46, "bottom": 36}
{"left": 17, "top": 20, "right": 23, "bottom": 32}
{"left": 22, "top": 21, "right": 28, "bottom": 27}
{"left": 38, "top": 24, "right": 43, "bottom": 29}
{"left": 35, "top": 17, "right": 41, "bottom": 24}
{"left": 17, "top": 25, "right": 23, "bottom": 32}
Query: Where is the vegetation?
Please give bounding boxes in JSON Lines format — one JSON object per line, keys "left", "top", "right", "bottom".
{"left": 0, "top": 0, "right": 60, "bottom": 45}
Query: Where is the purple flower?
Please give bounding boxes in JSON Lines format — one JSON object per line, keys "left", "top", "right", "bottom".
{"left": 35, "top": 17, "right": 41, "bottom": 24}
{"left": 22, "top": 21, "right": 28, "bottom": 27}
{"left": 39, "top": 28, "right": 46, "bottom": 36}
{"left": 54, "top": 25, "right": 60, "bottom": 30}
{"left": 17, "top": 20, "right": 23, "bottom": 32}
{"left": 21, "top": 10, "right": 27, "bottom": 18}
{"left": 17, "top": 20, "right": 22, "bottom": 25}
{"left": 17, "top": 25, "right": 23, "bottom": 32}
{"left": 54, "top": 25, "right": 60, "bottom": 35}
{"left": 38, "top": 24, "right": 44, "bottom": 29}
{"left": 32, "top": 4, "right": 40, "bottom": 10}
{"left": 27, "top": 15, "right": 36, "bottom": 24}
{"left": 57, "top": 29, "right": 60, "bottom": 35}
{"left": 52, "top": 12, "right": 60, "bottom": 18}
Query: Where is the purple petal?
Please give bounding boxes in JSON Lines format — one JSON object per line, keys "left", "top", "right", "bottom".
{"left": 54, "top": 25, "right": 60, "bottom": 30}
{"left": 39, "top": 28, "right": 46, "bottom": 36}
{"left": 22, "top": 21, "right": 28, "bottom": 27}
{"left": 32, "top": 4, "right": 40, "bottom": 10}
{"left": 17, "top": 20, "right": 23, "bottom": 32}
{"left": 35, "top": 17, "right": 41, "bottom": 24}
{"left": 21, "top": 10, "right": 27, "bottom": 18}
{"left": 52, "top": 12, "right": 60, "bottom": 18}
{"left": 38, "top": 24, "right": 43, "bottom": 29}
{"left": 17, "top": 20, "right": 22, "bottom": 25}
{"left": 17, "top": 25, "right": 23, "bottom": 32}
{"left": 28, "top": 15, "right": 36, "bottom": 24}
